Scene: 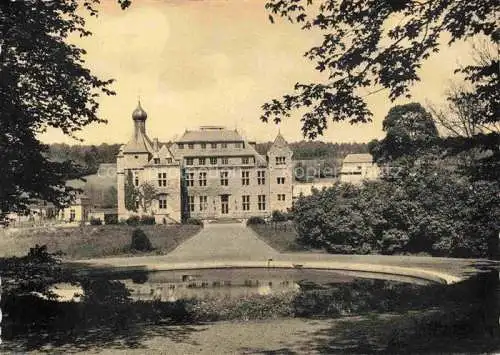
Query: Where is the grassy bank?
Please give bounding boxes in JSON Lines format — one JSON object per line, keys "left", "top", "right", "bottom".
{"left": 249, "top": 223, "right": 322, "bottom": 253}
{"left": 0, "top": 224, "right": 201, "bottom": 259}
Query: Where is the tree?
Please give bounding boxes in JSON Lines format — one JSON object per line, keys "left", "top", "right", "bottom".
{"left": 262, "top": 1, "right": 498, "bottom": 140}
{"left": 369, "top": 103, "right": 439, "bottom": 164}
{"left": 429, "top": 84, "right": 498, "bottom": 138}
{"left": 138, "top": 182, "right": 157, "bottom": 212}
{"left": 0, "top": 0, "right": 131, "bottom": 217}
{"left": 124, "top": 170, "right": 138, "bottom": 212}
{"left": 103, "top": 186, "right": 118, "bottom": 208}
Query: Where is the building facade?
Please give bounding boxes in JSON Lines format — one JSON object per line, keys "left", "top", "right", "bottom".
{"left": 340, "top": 153, "right": 380, "bottom": 184}
{"left": 117, "top": 103, "right": 293, "bottom": 223}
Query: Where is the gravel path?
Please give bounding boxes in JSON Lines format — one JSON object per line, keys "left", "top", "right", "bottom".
{"left": 167, "top": 222, "right": 279, "bottom": 260}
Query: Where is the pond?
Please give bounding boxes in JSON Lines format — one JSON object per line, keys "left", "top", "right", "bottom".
{"left": 50, "top": 267, "right": 434, "bottom": 302}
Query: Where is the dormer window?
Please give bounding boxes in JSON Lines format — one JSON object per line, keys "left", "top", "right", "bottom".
{"left": 154, "top": 158, "right": 160, "bottom": 164}
{"left": 167, "top": 158, "right": 172, "bottom": 164}
{"left": 276, "top": 157, "right": 286, "bottom": 165}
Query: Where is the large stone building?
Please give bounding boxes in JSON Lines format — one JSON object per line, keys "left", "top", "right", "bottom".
{"left": 117, "top": 103, "right": 293, "bottom": 223}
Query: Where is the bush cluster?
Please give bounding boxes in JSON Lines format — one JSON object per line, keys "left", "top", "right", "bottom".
{"left": 293, "top": 163, "right": 499, "bottom": 258}
{"left": 246, "top": 216, "right": 266, "bottom": 225}
{"left": 126, "top": 215, "right": 156, "bottom": 226}
{"left": 89, "top": 218, "right": 102, "bottom": 226}
{"left": 184, "top": 217, "right": 203, "bottom": 226}
{"left": 130, "top": 228, "right": 153, "bottom": 252}
{"left": 104, "top": 214, "right": 118, "bottom": 225}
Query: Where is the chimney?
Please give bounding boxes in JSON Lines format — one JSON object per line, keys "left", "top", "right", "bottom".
{"left": 153, "top": 138, "right": 159, "bottom": 151}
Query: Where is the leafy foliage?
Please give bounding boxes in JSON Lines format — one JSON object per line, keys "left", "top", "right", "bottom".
{"left": 369, "top": 103, "right": 439, "bottom": 164}
{"left": 124, "top": 170, "right": 138, "bottom": 212}
{"left": 0, "top": 1, "right": 129, "bottom": 215}
{"left": 262, "top": 0, "right": 498, "bottom": 139}
{"left": 184, "top": 217, "right": 204, "bottom": 226}
{"left": 293, "top": 167, "right": 499, "bottom": 258}
{"left": 140, "top": 215, "right": 156, "bottom": 225}
{"left": 246, "top": 216, "right": 267, "bottom": 225}
{"left": 90, "top": 218, "right": 103, "bottom": 226}
{"left": 130, "top": 228, "right": 153, "bottom": 252}
{"left": 0, "top": 244, "right": 69, "bottom": 299}
{"left": 126, "top": 215, "right": 140, "bottom": 226}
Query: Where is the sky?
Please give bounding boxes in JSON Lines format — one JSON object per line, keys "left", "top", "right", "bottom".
{"left": 39, "top": 0, "right": 476, "bottom": 145}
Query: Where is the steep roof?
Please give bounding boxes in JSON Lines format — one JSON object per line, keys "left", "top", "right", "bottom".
{"left": 176, "top": 127, "right": 243, "bottom": 143}
{"left": 122, "top": 129, "right": 153, "bottom": 154}
{"left": 272, "top": 132, "right": 289, "bottom": 148}
{"left": 343, "top": 153, "right": 374, "bottom": 164}
{"left": 267, "top": 131, "right": 292, "bottom": 155}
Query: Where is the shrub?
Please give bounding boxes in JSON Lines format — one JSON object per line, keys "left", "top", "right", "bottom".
{"left": 184, "top": 217, "right": 203, "bottom": 226}
{"left": 140, "top": 215, "right": 155, "bottom": 225}
{"left": 130, "top": 228, "right": 153, "bottom": 252}
{"left": 104, "top": 214, "right": 118, "bottom": 225}
{"left": 246, "top": 216, "right": 266, "bottom": 225}
{"left": 89, "top": 218, "right": 102, "bottom": 226}
{"left": 271, "top": 210, "right": 287, "bottom": 223}
{"left": 126, "top": 215, "right": 140, "bottom": 226}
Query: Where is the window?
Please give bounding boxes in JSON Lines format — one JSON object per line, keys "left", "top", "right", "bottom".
{"left": 241, "top": 171, "right": 250, "bottom": 185}
{"left": 154, "top": 158, "right": 160, "bottom": 164}
{"left": 276, "top": 156, "right": 286, "bottom": 165}
{"left": 242, "top": 195, "right": 250, "bottom": 211}
{"left": 159, "top": 196, "right": 167, "bottom": 209}
{"left": 178, "top": 143, "right": 184, "bottom": 149}
{"left": 199, "top": 157, "right": 206, "bottom": 165}
{"left": 221, "top": 157, "right": 229, "bottom": 165}
{"left": 158, "top": 172, "right": 167, "bottom": 187}
{"left": 257, "top": 170, "right": 266, "bottom": 185}
{"left": 241, "top": 157, "right": 249, "bottom": 164}
{"left": 277, "top": 194, "right": 286, "bottom": 201}
{"left": 186, "top": 172, "right": 194, "bottom": 187}
{"left": 220, "top": 171, "right": 229, "bottom": 186}
{"left": 211, "top": 143, "right": 217, "bottom": 149}
{"left": 199, "top": 172, "right": 207, "bottom": 186}
{"left": 188, "top": 196, "right": 195, "bottom": 212}
{"left": 188, "top": 143, "right": 194, "bottom": 149}
{"left": 258, "top": 195, "right": 266, "bottom": 211}
{"left": 134, "top": 175, "right": 139, "bottom": 187}
{"left": 199, "top": 196, "right": 208, "bottom": 211}
{"left": 221, "top": 143, "right": 228, "bottom": 148}
{"left": 277, "top": 177, "right": 285, "bottom": 184}
{"left": 210, "top": 157, "right": 217, "bottom": 165}
{"left": 167, "top": 158, "right": 172, "bottom": 164}
{"left": 70, "top": 209, "right": 76, "bottom": 221}
{"left": 201, "top": 143, "right": 206, "bottom": 149}
{"left": 134, "top": 155, "right": 138, "bottom": 159}
{"left": 235, "top": 143, "right": 241, "bottom": 148}
{"left": 186, "top": 158, "right": 194, "bottom": 166}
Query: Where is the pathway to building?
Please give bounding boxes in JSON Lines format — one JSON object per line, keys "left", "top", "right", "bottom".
{"left": 70, "top": 221, "right": 499, "bottom": 285}
{"left": 167, "top": 221, "right": 279, "bottom": 260}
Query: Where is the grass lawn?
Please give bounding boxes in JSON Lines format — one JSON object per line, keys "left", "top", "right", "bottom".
{"left": 0, "top": 224, "right": 202, "bottom": 259}
{"left": 249, "top": 222, "right": 324, "bottom": 253}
